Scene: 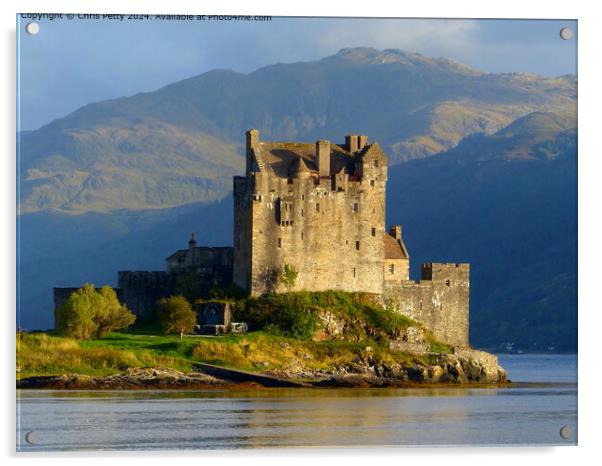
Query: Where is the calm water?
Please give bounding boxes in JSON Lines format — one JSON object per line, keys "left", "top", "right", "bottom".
{"left": 16, "top": 354, "right": 577, "bottom": 451}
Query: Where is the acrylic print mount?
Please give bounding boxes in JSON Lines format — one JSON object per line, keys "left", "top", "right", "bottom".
{"left": 16, "top": 14, "right": 577, "bottom": 450}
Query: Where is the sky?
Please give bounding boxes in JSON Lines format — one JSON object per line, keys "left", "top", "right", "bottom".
{"left": 17, "top": 16, "right": 577, "bottom": 131}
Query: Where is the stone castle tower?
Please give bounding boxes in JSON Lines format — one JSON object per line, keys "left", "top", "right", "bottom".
{"left": 233, "top": 129, "right": 469, "bottom": 346}
{"left": 234, "top": 129, "right": 399, "bottom": 295}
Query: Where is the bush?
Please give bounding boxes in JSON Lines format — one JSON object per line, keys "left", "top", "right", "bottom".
{"left": 237, "top": 293, "right": 319, "bottom": 339}
{"left": 234, "top": 291, "right": 414, "bottom": 342}
{"left": 155, "top": 295, "right": 197, "bottom": 338}
{"left": 55, "top": 284, "right": 136, "bottom": 340}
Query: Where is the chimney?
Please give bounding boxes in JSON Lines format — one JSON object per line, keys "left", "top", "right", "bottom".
{"left": 189, "top": 232, "right": 197, "bottom": 249}
{"left": 358, "top": 135, "right": 368, "bottom": 151}
{"left": 246, "top": 128, "right": 259, "bottom": 152}
{"left": 245, "top": 129, "right": 260, "bottom": 173}
{"left": 390, "top": 225, "right": 402, "bottom": 241}
{"left": 316, "top": 140, "right": 331, "bottom": 177}
{"left": 345, "top": 134, "right": 359, "bottom": 153}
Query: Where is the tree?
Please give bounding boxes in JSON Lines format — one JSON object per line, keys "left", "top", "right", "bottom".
{"left": 156, "top": 295, "right": 197, "bottom": 340}
{"left": 94, "top": 286, "right": 137, "bottom": 337}
{"left": 54, "top": 284, "right": 136, "bottom": 339}
{"left": 279, "top": 263, "right": 298, "bottom": 292}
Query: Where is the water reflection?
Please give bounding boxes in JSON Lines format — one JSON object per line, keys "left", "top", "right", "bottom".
{"left": 16, "top": 354, "right": 577, "bottom": 451}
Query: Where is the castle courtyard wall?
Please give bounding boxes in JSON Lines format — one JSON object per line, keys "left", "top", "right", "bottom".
{"left": 383, "top": 263, "right": 469, "bottom": 347}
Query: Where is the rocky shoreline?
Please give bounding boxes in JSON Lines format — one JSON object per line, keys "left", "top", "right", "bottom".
{"left": 17, "top": 348, "right": 508, "bottom": 390}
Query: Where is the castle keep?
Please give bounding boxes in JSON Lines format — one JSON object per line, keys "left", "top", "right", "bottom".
{"left": 233, "top": 129, "right": 469, "bottom": 346}
{"left": 54, "top": 130, "right": 470, "bottom": 347}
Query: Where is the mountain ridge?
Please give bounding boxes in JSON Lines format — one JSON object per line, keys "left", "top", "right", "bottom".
{"left": 19, "top": 47, "right": 576, "bottom": 214}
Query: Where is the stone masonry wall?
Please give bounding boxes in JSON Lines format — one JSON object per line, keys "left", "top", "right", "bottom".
{"left": 117, "top": 271, "right": 175, "bottom": 323}
{"left": 235, "top": 140, "right": 388, "bottom": 296}
{"left": 383, "top": 263, "right": 470, "bottom": 347}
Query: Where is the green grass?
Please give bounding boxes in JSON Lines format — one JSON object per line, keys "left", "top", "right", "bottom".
{"left": 17, "top": 330, "right": 429, "bottom": 378}
{"left": 17, "top": 291, "right": 451, "bottom": 378}
{"left": 16, "top": 332, "right": 194, "bottom": 378}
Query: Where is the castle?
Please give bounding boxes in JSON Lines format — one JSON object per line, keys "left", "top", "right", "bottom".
{"left": 54, "top": 130, "right": 469, "bottom": 347}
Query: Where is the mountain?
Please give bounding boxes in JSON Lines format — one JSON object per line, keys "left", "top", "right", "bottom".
{"left": 19, "top": 47, "right": 575, "bottom": 214}
{"left": 387, "top": 111, "right": 577, "bottom": 351}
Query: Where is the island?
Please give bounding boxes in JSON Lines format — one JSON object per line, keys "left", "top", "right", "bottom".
{"left": 17, "top": 130, "right": 507, "bottom": 389}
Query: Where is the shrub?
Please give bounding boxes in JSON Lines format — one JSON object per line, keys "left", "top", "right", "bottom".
{"left": 54, "top": 284, "right": 136, "bottom": 340}
{"left": 238, "top": 293, "right": 319, "bottom": 339}
{"left": 279, "top": 263, "right": 298, "bottom": 291}
{"left": 155, "top": 295, "right": 197, "bottom": 339}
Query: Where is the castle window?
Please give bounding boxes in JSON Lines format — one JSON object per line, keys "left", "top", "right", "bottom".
{"left": 278, "top": 238, "right": 282, "bottom": 248}
{"left": 290, "top": 221, "right": 294, "bottom": 226}
{"left": 353, "top": 267, "right": 356, "bottom": 278}
{"left": 370, "top": 180, "right": 375, "bottom": 187}
{"left": 389, "top": 264, "right": 395, "bottom": 274}
{"left": 355, "top": 241, "right": 360, "bottom": 251}
{"left": 316, "top": 203, "right": 320, "bottom": 212}
{"left": 302, "top": 195, "right": 304, "bottom": 200}
{"left": 419, "top": 302, "right": 423, "bottom": 310}
{"left": 353, "top": 203, "right": 358, "bottom": 212}
{"left": 287, "top": 178, "right": 293, "bottom": 184}
{"left": 301, "top": 232, "right": 304, "bottom": 240}
{"left": 374, "top": 159, "right": 379, "bottom": 168}
{"left": 446, "top": 279, "right": 451, "bottom": 287}
{"left": 371, "top": 227, "right": 376, "bottom": 237}
{"left": 301, "top": 209, "right": 304, "bottom": 217}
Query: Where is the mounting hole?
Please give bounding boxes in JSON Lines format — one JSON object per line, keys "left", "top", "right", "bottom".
{"left": 25, "top": 431, "right": 38, "bottom": 444}
{"left": 559, "top": 425, "right": 572, "bottom": 439}
{"left": 559, "top": 27, "right": 573, "bottom": 40}
{"left": 25, "top": 22, "right": 39, "bottom": 35}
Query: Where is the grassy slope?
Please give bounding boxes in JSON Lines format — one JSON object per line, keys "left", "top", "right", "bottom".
{"left": 17, "top": 331, "right": 431, "bottom": 379}
{"left": 17, "top": 291, "right": 448, "bottom": 378}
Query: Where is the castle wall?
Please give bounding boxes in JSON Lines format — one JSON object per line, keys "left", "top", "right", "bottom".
{"left": 166, "top": 247, "right": 233, "bottom": 274}
{"left": 240, "top": 167, "right": 386, "bottom": 295}
{"left": 384, "top": 257, "right": 409, "bottom": 282}
{"left": 233, "top": 176, "right": 252, "bottom": 290}
{"left": 232, "top": 132, "right": 389, "bottom": 296}
{"left": 117, "top": 271, "right": 175, "bottom": 323}
{"left": 383, "top": 263, "right": 469, "bottom": 347}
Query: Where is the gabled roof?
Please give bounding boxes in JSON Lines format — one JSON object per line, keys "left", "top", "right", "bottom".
{"left": 166, "top": 249, "right": 188, "bottom": 262}
{"left": 384, "top": 233, "right": 409, "bottom": 260}
{"left": 359, "top": 141, "right": 387, "bottom": 161}
{"left": 252, "top": 141, "right": 360, "bottom": 178}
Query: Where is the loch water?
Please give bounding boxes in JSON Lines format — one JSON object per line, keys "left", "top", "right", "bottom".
{"left": 16, "top": 353, "right": 577, "bottom": 451}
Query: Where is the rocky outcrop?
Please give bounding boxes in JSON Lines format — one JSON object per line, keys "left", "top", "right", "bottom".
{"left": 16, "top": 368, "right": 248, "bottom": 390}
{"left": 388, "top": 326, "right": 430, "bottom": 353}
{"left": 268, "top": 347, "right": 507, "bottom": 387}
{"left": 17, "top": 351, "right": 507, "bottom": 390}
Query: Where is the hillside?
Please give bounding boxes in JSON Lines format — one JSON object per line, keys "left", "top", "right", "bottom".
{"left": 18, "top": 47, "right": 575, "bottom": 214}
{"left": 387, "top": 110, "right": 577, "bottom": 351}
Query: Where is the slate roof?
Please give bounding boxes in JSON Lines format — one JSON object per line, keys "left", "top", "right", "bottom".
{"left": 384, "top": 233, "right": 409, "bottom": 260}
{"left": 253, "top": 141, "right": 382, "bottom": 178}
